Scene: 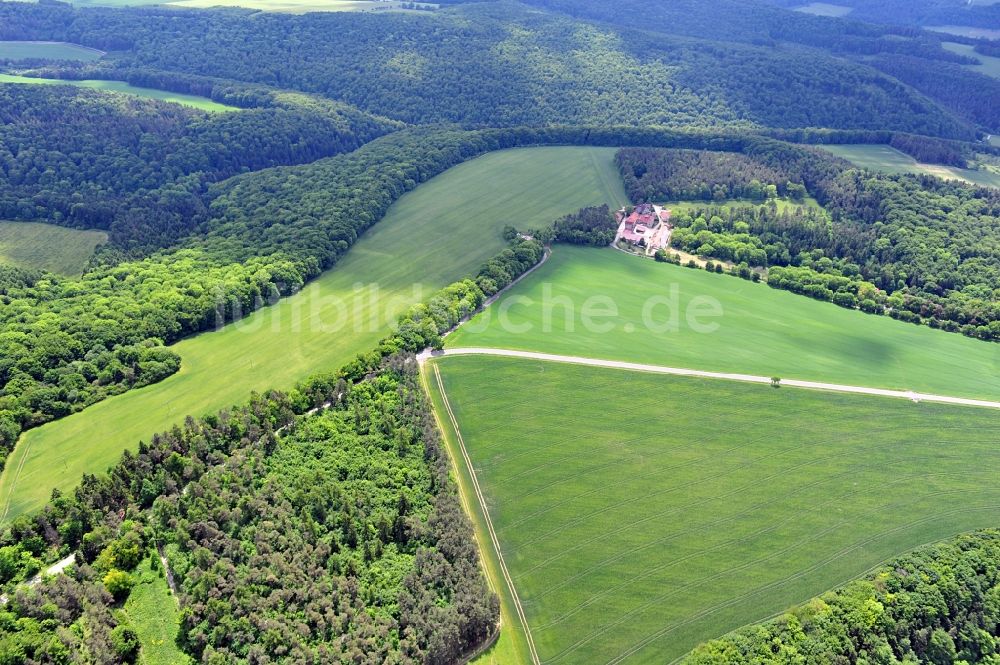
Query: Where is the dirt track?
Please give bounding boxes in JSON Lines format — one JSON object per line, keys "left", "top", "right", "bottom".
{"left": 420, "top": 348, "right": 1000, "bottom": 410}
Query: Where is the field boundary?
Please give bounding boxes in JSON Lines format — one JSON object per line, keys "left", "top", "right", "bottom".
{"left": 426, "top": 362, "right": 541, "bottom": 665}
{"left": 427, "top": 348, "right": 1000, "bottom": 410}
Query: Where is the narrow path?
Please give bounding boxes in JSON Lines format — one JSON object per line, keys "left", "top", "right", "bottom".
{"left": 421, "top": 348, "right": 1000, "bottom": 411}
{"left": 157, "top": 543, "right": 179, "bottom": 597}
{"left": 431, "top": 364, "right": 542, "bottom": 665}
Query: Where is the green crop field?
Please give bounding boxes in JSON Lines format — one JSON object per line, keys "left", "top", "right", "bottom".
{"left": 0, "top": 146, "right": 628, "bottom": 522}
{"left": 0, "top": 221, "right": 107, "bottom": 276}
{"left": 0, "top": 41, "right": 104, "bottom": 61}
{"left": 0, "top": 74, "right": 237, "bottom": 112}
{"left": 122, "top": 556, "right": 191, "bottom": 665}
{"left": 429, "top": 354, "right": 1000, "bottom": 664}
{"left": 448, "top": 246, "right": 1000, "bottom": 400}
{"left": 819, "top": 144, "right": 1000, "bottom": 188}
{"left": 943, "top": 41, "right": 1000, "bottom": 80}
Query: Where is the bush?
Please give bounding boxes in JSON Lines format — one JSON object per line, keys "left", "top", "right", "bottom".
{"left": 102, "top": 570, "right": 135, "bottom": 601}
{"left": 110, "top": 625, "right": 140, "bottom": 663}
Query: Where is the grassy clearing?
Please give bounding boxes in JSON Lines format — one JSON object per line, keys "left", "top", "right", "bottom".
{"left": 448, "top": 246, "right": 1000, "bottom": 400}
{"left": 433, "top": 354, "right": 1000, "bottom": 664}
{"left": 0, "top": 74, "right": 237, "bottom": 112}
{"left": 0, "top": 146, "right": 628, "bottom": 522}
{"left": 943, "top": 41, "right": 1000, "bottom": 80}
{"left": 0, "top": 41, "right": 104, "bottom": 61}
{"left": 0, "top": 221, "right": 107, "bottom": 276}
{"left": 121, "top": 557, "right": 191, "bottom": 665}
{"left": 820, "top": 144, "right": 1000, "bottom": 188}
{"left": 926, "top": 25, "right": 1000, "bottom": 40}
{"left": 792, "top": 2, "right": 852, "bottom": 17}
{"left": 661, "top": 197, "right": 826, "bottom": 216}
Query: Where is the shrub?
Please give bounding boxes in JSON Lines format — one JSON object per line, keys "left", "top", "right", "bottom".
{"left": 110, "top": 625, "right": 140, "bottom": 663}
{"left": 102, "top": 570, "right": 135, "bottom": 601}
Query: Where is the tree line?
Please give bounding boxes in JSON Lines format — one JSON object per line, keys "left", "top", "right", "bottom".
{"left": 617, "top": 148, "right": 796, "bottom": 202}
{"left": 684, "top": 530, "right": 1000, "bottom": 664}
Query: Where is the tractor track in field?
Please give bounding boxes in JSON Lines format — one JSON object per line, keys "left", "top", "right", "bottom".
{"left": 431, "top": 363, "right": 542, "bottom": 665}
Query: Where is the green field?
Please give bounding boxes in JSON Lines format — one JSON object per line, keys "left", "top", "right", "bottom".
{"left": 820, "top": 144, "right": 1000, "bottom": 188}
{"left": 448, "top": 246, "right": 1000, "bottom": 400}
{"left": 926, "top": 25, "right": 1000, "bottom": 40}
{"left": 661, "top": 197, "right": 826, "bottom": 216}
{"left": 0, "top": 41, "right": 104, "bottom": 61}
{"left": 121, "top": 556, "right": 191, "bottom": 665}
{"left": 0, "top": 74, "right": 237, "bottom": 112}
{"left": 0, "top": 146, "right": 628, "bottom": 522}
{"left": 792, "top": 2, "right": 852, "bottom": 17}
{"left": 430, "top": 354, "right": 1000, "bottom": 664}
{"left": 943, "top": 41, "right": 1000, "bottom": 80}
{"left": 0, "top": 221, "right": 107, "bottom": 276}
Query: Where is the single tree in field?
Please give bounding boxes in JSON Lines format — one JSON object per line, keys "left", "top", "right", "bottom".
{"left": 771, "top": 377, "right": 781, "bottom": 389}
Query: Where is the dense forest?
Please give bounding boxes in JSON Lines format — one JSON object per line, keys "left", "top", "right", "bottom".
{"left": 520, "top": 0, "right": 999, "bottom": 136}
{"left": 0, "top": 83, "right": 399, "bottom": 251}
{"left": 866, "top": 54, "right": 1000, "bottom": 131}
{"left": 684, "top": 530, "right": 1000, "bottom": 664}
{"left": 0, "top": 356, "right": 498, "bottom": 663}
{"left": 764, "top": 0, "right": 1000, "bottom": 30}
{"left": 0, "top": 1, "right": 979, "bottom": 137}
{"left": 549, "top": 205, "right": 620, "bottom": 247}
{"left": 617, "top": 149, "right": 797, "bottom": 202}
{"left": 617, "top": 146, "right": 1000, "bottom": 340}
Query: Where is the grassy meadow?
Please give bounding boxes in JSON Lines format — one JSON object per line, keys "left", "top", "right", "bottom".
{"left": 0, "top": 41, "right": 104, "bottom": 61}
{"left": 662, "top": 197, "right": 826, "bottom": 216}
{"left": 0, "top": 74, "right": 237, "bottom": 112}
{"left": 448, "top": 246, "right": 1000, "bottom": 400}
{"left": 0, "top": 146, "right": 628, "bottom": 522}
{"left": 793, "top": 2, "right": 852, "bottom": 17}
{"left": 820, "top": 144, "right": 1000, "bottom": 188}
{"left": 943, "top": 41, "right": 1000, "bottom": 80}
{"left": 926, "top": 25, "right": 1000, "bottom": 40}
{"left": 121, "top": 556, "right": 191, "bottom": 665}
{"left": 431, "top": 354, "right": 1000, "bottom": 664}
{"left": 0, "top": 221, "right": 107, "bottom": 276}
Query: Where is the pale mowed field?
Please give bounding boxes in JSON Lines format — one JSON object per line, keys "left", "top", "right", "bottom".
{"left": 0, "top": 221, "right": 107, "bottom": 276}
{"left": 820, "top": 144, "right": 1000, "bottom": 189}
{"left": 0, "top": 74, "right": 237, "bottom": 112}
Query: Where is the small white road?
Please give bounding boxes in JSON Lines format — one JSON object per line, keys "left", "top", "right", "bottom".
{"left": 0, "top": 553, "right": 77, "bottom": 605}
{"left": 419, "top": 348, "right": 1000, "bottom": 411}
